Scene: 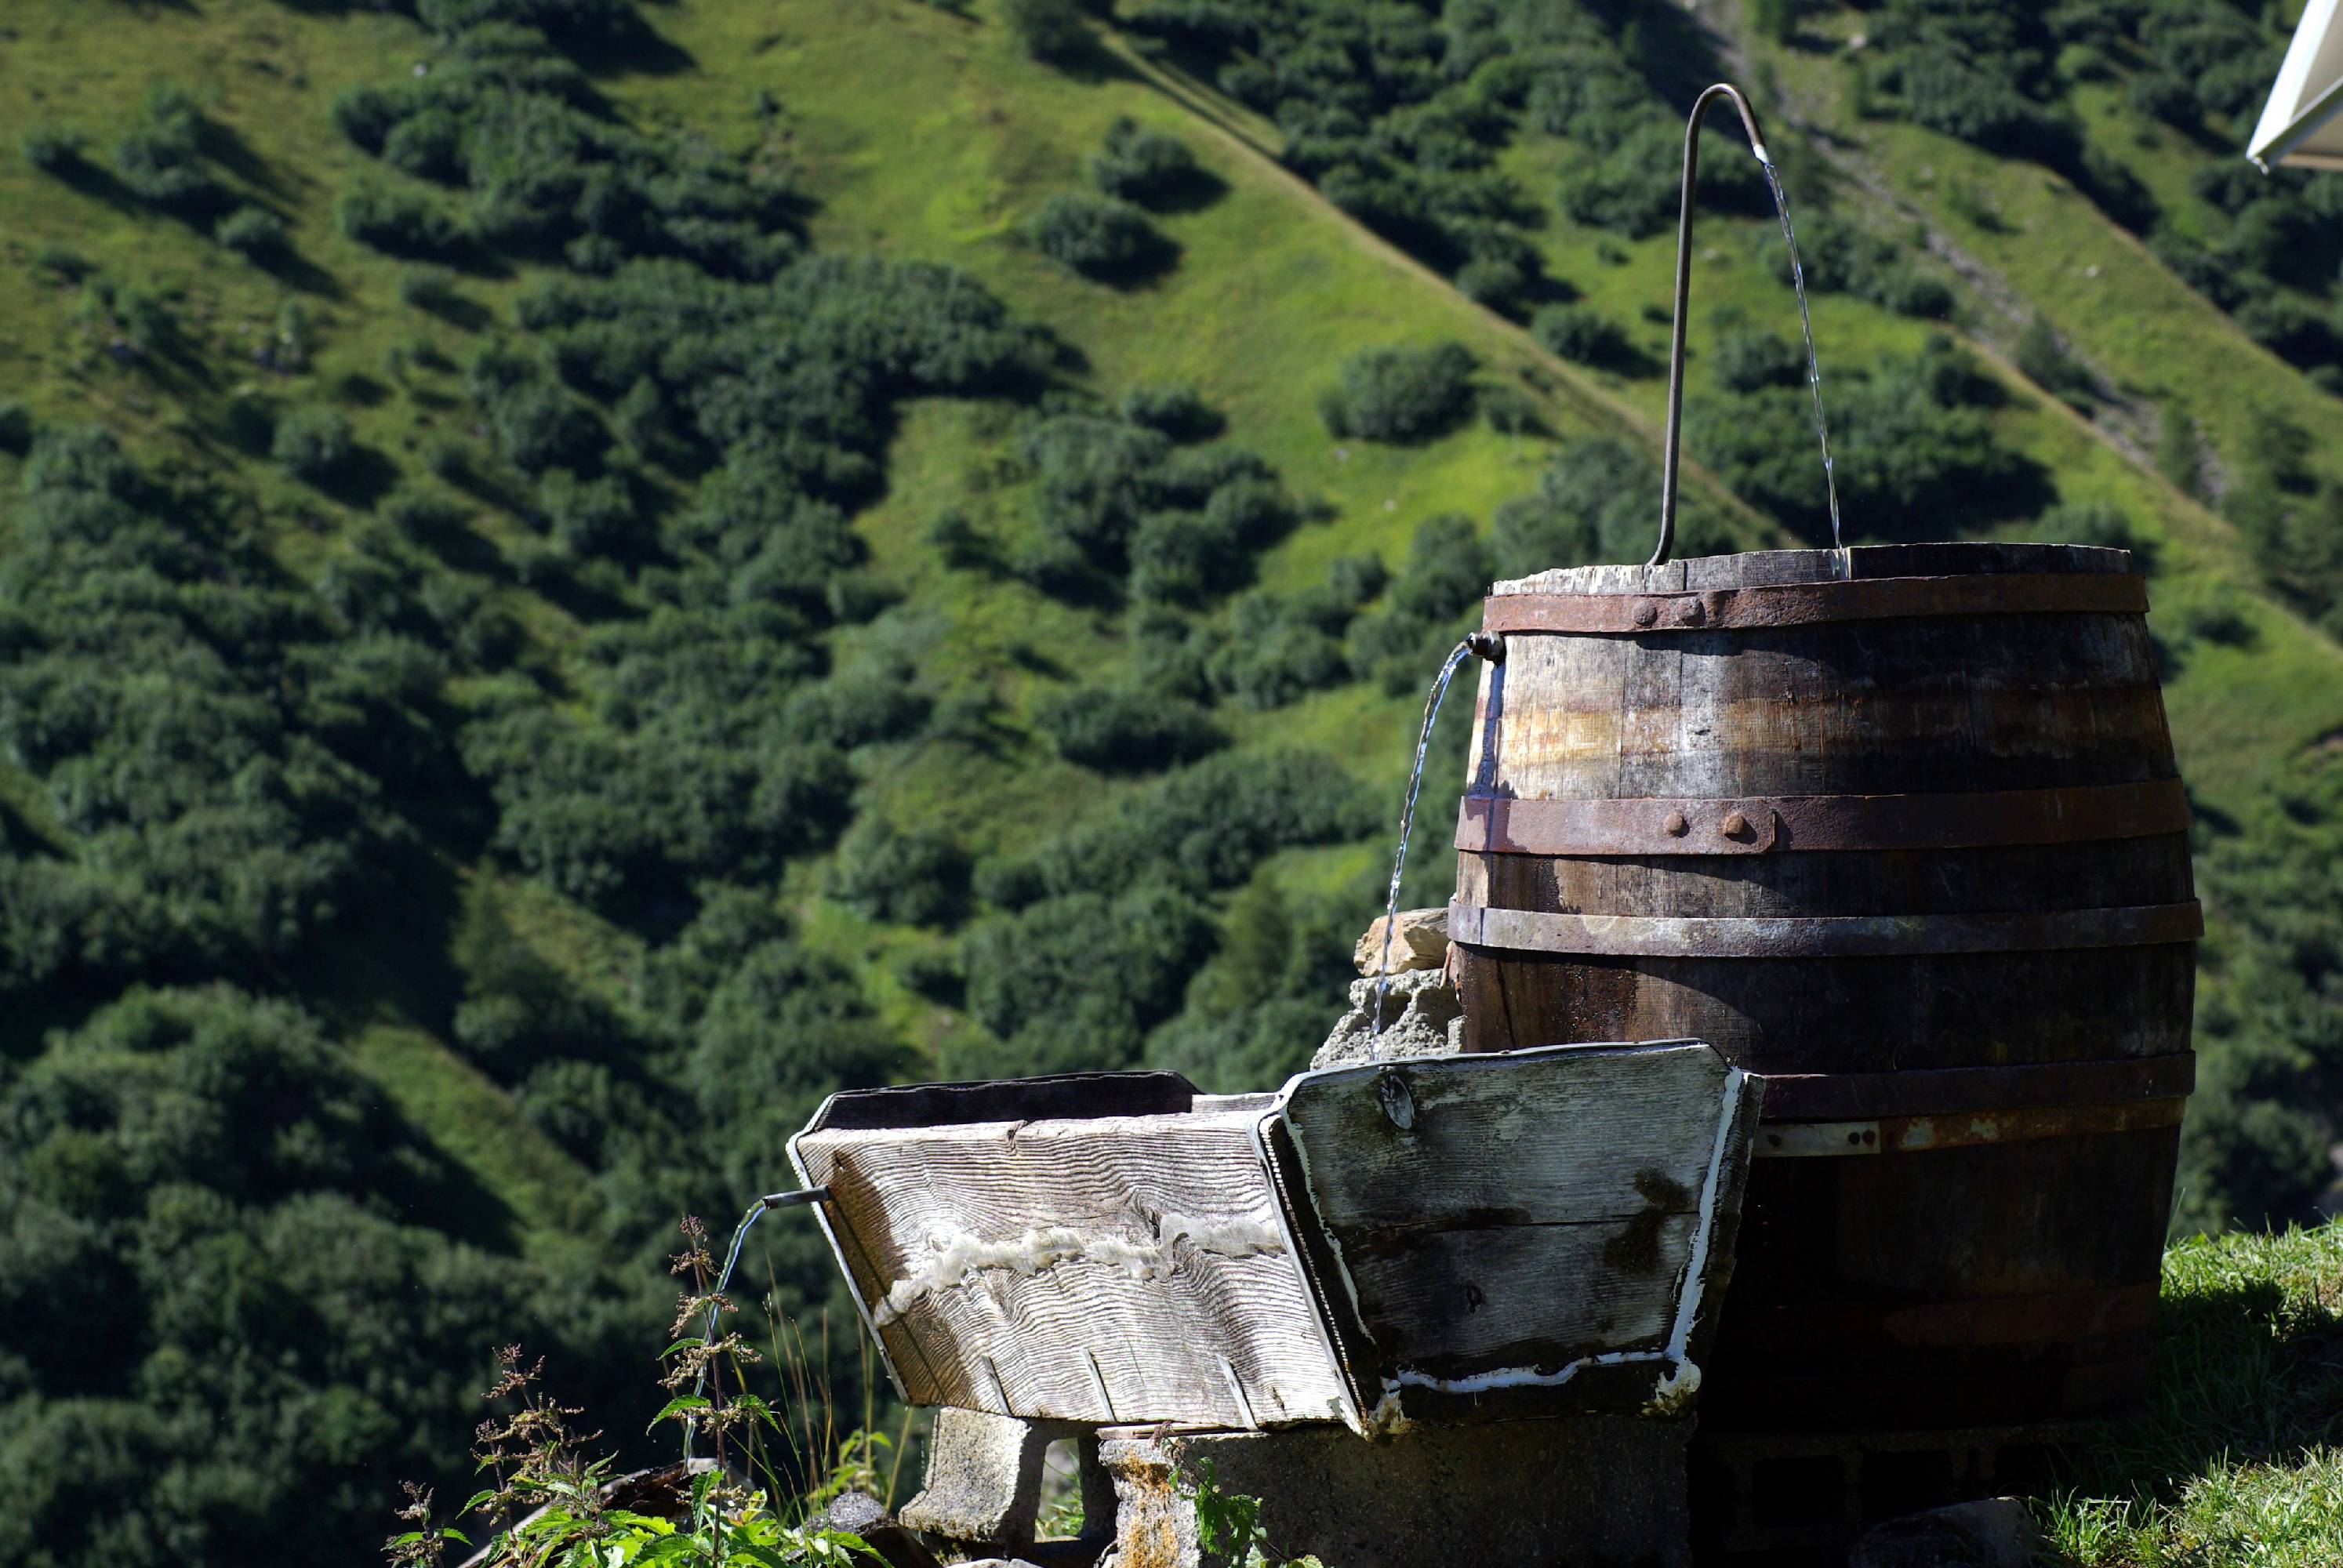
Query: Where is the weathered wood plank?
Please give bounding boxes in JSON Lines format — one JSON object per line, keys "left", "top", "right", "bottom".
{"left": 793, "top": 1109, "right": 1349, "bottom": 1429}
{"left": 1339, "top": 1214, "right": 1692, "bottom": 1369}
{"left": 1275, "top": 1044, "right": 1729, "bottom": 1230}
{"left": 1277, "top": 1043, "right": 1759, "bottom": 1419}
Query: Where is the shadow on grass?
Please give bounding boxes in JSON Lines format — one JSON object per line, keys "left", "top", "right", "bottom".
{"left": 2056, "top": 1259, "right": 2343, "bottom": 1516}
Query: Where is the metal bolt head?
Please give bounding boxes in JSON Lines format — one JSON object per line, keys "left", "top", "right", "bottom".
{"left": 1633, "top": 601, "right": 1659, "bottom": 628}
{"left": 1722, "top": 810, "right": 1750, "bottom": 837}
{"left": 1678, "top": 599, "right": 1706, "bottom": 627}
{"left": 1662, "top": 811, "right": 1690, "bottom": 837}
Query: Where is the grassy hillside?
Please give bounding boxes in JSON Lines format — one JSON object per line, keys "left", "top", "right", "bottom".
{"left": 3, "top": 0, "right": 2343, "bottom": 1562}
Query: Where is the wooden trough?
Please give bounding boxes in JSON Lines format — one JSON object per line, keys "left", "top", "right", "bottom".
{"left": 789, "top": 1041, "right": 1762, "bottom": 1433}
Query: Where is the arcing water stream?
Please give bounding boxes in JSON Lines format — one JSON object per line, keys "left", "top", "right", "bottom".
{"left": 1371, "top": 638, "right": 1476, "bottom": 1036}
{"left": 1758, "top": 158, "right": 1844, "bottom": 558}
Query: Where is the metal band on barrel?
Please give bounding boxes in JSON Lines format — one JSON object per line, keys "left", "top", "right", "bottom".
{"left": 1756, "top": 1051, "right": 2196, "bottom": 1121}
{"left": 1446, "top": 898, "right": 2203, "bottom": 959}
{"left": 1455, "top": 779, "right": 2190, "bottom": 857}
{"left": 1482, "top": 572, "right": 2149, "bottom": 635}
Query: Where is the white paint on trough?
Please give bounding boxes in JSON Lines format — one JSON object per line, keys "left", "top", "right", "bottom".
{"left": 870, "top": 1210, "right": 1288, "bottom": 1327}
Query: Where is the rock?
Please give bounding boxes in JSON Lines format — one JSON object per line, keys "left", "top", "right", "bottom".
{"left": 1848, "top": 1497, "right": 2041, "bottom": 1568}
{"left": 1096, "top": 1415, "right": 1691, "bottom": 1568}
{"left": 902, "top": 1409, "right": 1058, "bottom": 1546}
{"left": 808, "top": 1490, "right": 942, "bottom": 1568}
{"left": 1352, "top": 907, "right": 1448, "bottom": 975}
{"left": 900, "top": 1408, "right": 1114, "bottom": 1553}
{"left": 1310, "top": 968, "right": 1462, "bottom": 1069}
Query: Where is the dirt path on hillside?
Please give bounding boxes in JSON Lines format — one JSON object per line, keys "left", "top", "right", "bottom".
{"left": 1684, "top": 3, "right": 2203, "bottom": 486}
{"left": 1100, "top": 32, "right": 1782, "bottom": 543}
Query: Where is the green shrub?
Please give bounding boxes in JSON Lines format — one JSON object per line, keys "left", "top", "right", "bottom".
{"left": 1711, "top": 331, "right": 1807, "bottom": 394}
{"left": 380, "top": 486, "right": 467, "bottom": 538}
{"left": 2032, "top": 499, "right": 2157, "bottom": 573}
{"left": 337, "top": 184, "right": 465, "bottom": 259}
{"left": 1026, "top": 192, "right": 1172, "bottom": 280}
{"left": 1319, "top": 342, "right": 1477, "bottom": 443}
{"left": 1091, "top": 116, "right": 1201, "bottom": 204}
{"left": 1118, "top": 382, "right": 1223, "bottom": 441}
{"left": 271, "top": 405, "right": 354, "bottom": 482}
{"left": 1035, "top": 684, "right": 1225, "bottom": 771}
{"left": 1750, "top": 0, "right": 1799, "bottom": 45}
{"left": 827, "top": 818, "right": 971, "bottom": 927}
{"left": 536, "top": 468, "right": 638, "bottom": 556}
{"left": 1004, "top": 0, "right": 1088, "bottom": 60}
{"left": 214, "top": 205, "right": 286, "bottom": 256}
{"left": 1531, "top": 305, "right": 1631, "bottom": 367}
{"left": 1454, "top": 256, "right": 1531, "bottom": 314}
{"left": 0, "top": 400, "right": 33, "bottom": 453}
{"left": 397, "top": 265, "right": 462, "bottom": 312}
{"left": 2015, "top": 313, "right": 2096, "bottom": 408}
{"left": 21, "top": 121, "right": 84, "bottom": 172}
{"left": 113, "top": 83, "right": 230, "bottom": 217}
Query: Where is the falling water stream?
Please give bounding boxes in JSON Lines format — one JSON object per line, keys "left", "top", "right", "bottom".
{"left": 1371, "top": 639, "right": 1477, "bottom": 1036}
{"left": 1758, "top": 158, "right": 1844, "bottom": 565}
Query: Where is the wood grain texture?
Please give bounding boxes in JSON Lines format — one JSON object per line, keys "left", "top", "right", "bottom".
{"left": 794, "top": 1109, "right": 1349, "bottom": 1429}
{"left": 1278, "top": 1044, "right": 1756, "bottom": 1413}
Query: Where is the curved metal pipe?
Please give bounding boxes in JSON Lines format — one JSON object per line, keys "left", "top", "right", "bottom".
{"left": 1652, "top": 84, "right": 1772, "bottom": 569}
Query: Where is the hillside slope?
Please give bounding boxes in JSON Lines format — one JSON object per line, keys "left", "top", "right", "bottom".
{"left": 4, "top": 0, "right": 2343, "bottom": 1562}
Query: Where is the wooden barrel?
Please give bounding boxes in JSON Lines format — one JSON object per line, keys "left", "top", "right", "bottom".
{"left": 1448, "top": 542, "right": 2196, "bottom": 1431}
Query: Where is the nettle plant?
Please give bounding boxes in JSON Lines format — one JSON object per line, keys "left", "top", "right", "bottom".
{"left": 386, "top": 1218, "right": 879, "bottom": 1567}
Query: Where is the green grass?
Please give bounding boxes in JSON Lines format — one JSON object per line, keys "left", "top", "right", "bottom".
{"left": 2042, "top": 1223, "right": 2343, "bottom": 1566}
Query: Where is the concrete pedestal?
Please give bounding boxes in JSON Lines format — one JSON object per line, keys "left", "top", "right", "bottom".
{"left": 1097, "top": 1416, "right": 1691, "bottom": 1568}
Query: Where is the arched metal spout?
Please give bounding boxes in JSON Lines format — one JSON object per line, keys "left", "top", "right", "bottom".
{"left": 1653, "top": 84, "right": 1771, "bottom": 569}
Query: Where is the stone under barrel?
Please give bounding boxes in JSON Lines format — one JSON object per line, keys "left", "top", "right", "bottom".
{"left": 1448, "top": 541, "right": 2199, "bottom": 1434}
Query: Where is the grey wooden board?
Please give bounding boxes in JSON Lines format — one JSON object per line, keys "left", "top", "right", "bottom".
{"left": 791, "top": 1107, "right": 1351, "bottom": 1430}
{"left": 1277, "top": 1042, "right": 1755, "bottom": 1409}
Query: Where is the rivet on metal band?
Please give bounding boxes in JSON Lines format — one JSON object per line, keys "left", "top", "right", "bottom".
{"left": 1446, "top": 899, "right": 2205, "bottom": 960}
{"left": 1455, "top": 779, "right": 2192, "bottom": 858}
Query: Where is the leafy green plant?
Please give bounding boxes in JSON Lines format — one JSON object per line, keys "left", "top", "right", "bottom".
{"left": 1318, "top": 342, "right": 1477, "bottom": 444}
{"left": 1026, "top": 191, "right": 1172, "bottom": 281}
{"left": 216, "top": 205, "right": 287, "bottom": 256}
{"left": 1177, "top": 1457, "right": 1324, "bottom": 1568}
{"left": 387, "top": 1221, "right": 883, "bottom": 1568}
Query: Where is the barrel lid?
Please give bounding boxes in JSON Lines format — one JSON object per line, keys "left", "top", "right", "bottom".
{"left": 1492, "top": 542, "right": 2134, "bottom": 598}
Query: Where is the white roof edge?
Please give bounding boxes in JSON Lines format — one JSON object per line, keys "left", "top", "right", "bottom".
{"left": 2250, "top": 0, "right": 2343, "bottom": 169}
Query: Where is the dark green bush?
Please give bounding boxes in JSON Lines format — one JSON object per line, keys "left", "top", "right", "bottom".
{"left": 1004, "top": 0, "right": 1089, "bottom": 60}
{"left": 961, "top": 884, "right": 1216, "bottom": 1072}
{"left": 1711, "top": 331, "right": 1807, "bottom": 394}
{"left": 1036, "top": 683, "right": 1225, "bottom": 771}
{"left": 337, "top": 184, "right": 466, "bottom": 259}
{"left": 827, "top": 817, "right": 971, "bottom": 927}
{"left": 1119, "top": 382, "right": 1224, "bottom": 441}
{"left": 398, "top": 264, "right": 462, "bottom": 312}
{"left": 21, "top": 122, "right": 84, "bottom": 172}
{"left": 1531, "top": 304, "right": 1631, "bottom": 367}
{"left": 536, "top": 468, "right": 638, "bottom": 557}
{"left": 1091, "top": 116, "right": 1201, "bottom": 204}
{"left": 2014, "top": 313, "right": 2097, "bottom": 408}
{"left": 0, "top": 400, "right": 34, "bottom": 453}
{"left": 113, "top": 84, "right": 231, "bottom": 218}
{"left": 1319, "top": 342, "right": 1476, "bottom": 443}
{"left": 1026, "top": 192, "right": 1172, "bottom": 281}
{"left": 2031, "top": 498, "right": 2156, "bottom": 574}
{"left": 271, "top": 405, "right": 354, "bottom": 482}
{"left": 214, "top": 205, "right": 286, "bottom": 256}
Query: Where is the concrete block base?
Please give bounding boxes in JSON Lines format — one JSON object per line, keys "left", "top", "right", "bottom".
{"left": 1097, "top": 1416, "right": 1691, "bottom": 1568}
